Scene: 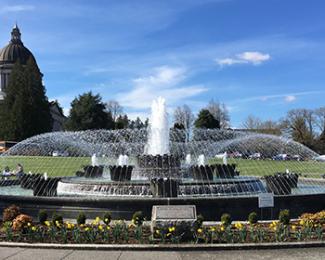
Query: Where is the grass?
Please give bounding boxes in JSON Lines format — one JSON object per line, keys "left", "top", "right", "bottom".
{"left": 0, "top": 156, "right": 89, "bottom": 177}
{"left": 0, "top": 156, "right": 324, "bottom": 178}
{"left": 210, "top": 158, "right": 325, "bottom": 178}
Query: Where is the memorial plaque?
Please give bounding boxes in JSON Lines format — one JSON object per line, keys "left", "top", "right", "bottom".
{"left": 258, "top": 193, "right": 274, "bottom": 208}
{"left": 151, "top": 205, "right": 197, "bottom": 231}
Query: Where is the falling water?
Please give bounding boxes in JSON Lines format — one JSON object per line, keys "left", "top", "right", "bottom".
{"left": 197, "top": 154, "right": 205, "bottom": 165}
{"left": 91, "top": 154, "right": 98, "bottom": 166}
{"left": 145, "top": 97, "right": 170, "bottom": 155}
{"left": 117, "top": 155, "right": 129, "bottom": 166}
{"left": 185, "top": 154, "right": 192, "bottom": 165}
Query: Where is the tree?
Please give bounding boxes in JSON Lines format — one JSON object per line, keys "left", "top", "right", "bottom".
{"left": 129, "top": 117, "right": 147, "bottom": 129}
{"left": 115, "top": 114, "right": 129, "bottom": 129}
{"left": 206, "top": 100, "right": 230, "bottom": 128}
{"left": 242, "top": 115, "right": 281, "bottom": 135}
{"left": 65, "top": 92, "right": 112, "bottom": 131}
{"left": 281, "top": 109, "right": 315, "bottom": 148}
{"left": 173, "top": 104, "right": 194, "bottom": 142}
{"left": 194, "top": 109, "right": 220, "bottom": 129}
{"left": 315, "top": 107, "right": 325, "bottom": 134}
{"left": 0, "top": 58, "right": 52, "bottom": 141}
{"left": 106, "top": 100, "right": 123, "bottom": 123}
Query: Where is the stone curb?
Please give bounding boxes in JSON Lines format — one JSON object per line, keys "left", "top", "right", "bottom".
{"left": 0, "top": 241, "right": 324, "bottom": 251}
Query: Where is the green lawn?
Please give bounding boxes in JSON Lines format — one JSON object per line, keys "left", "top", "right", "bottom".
{"left": 0, "top": 156, "right": 324, "bottom": 178}
{"left": 0, "top": 156, "right": 90, "bottom": 177}
{"left": 210, "top": 158, "right": 325, "bottom": 178}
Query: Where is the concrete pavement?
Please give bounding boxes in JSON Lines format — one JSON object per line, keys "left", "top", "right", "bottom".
{"left": 1, "top": 247, "right": 325, "bottom": 260}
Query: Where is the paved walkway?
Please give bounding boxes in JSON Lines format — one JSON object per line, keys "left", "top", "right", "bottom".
{"left": 0, "top": 247, "right": 325, "bottom": 260}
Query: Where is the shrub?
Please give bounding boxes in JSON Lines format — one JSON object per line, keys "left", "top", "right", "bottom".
{"left": 132, "top": 211, "right": 144, "bottom": 226}
{"left": 3, "top": 205, "right": 20, "bottom": 222}
{"left": 52, "top": 213, "right": 63, "bottom": 225}
{"left": 279, "top": 209, "right": 290, "bottom": 225}
{"left": 77, "top": 212, "right": 86, "bottom": 225}
{"left": 221, "top": 213, "right": 232, "bottom": 226}
{"left": 38, "top": 210, "right": 48, "bottom": 224}
{"left": 12, "top": 214, "right": 33, "bottom": 231}
{"left": 248, "top": 212, "right": 258, "bottom": 225}
{"left": 103, "top": 212, "right": 112, "bottom": 225}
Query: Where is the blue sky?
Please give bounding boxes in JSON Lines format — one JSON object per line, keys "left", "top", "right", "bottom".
{"left": 0, "top": 0, "right": 325, "bottom": 127}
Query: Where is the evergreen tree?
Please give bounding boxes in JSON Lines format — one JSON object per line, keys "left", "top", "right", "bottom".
{"left": 0, "top": 58, "right": 52, "bottom": 141}
{"left": 65, "top": 92, "right": 111, "bottom": 130}
{"left": 115, "top": 114, "right": 129, "bottom": 129}
{"left": 194, "top": 109, "right": 220, "bottom": 129}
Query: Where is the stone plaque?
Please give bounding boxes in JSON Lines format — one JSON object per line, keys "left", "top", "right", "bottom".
{"left": 152, "top": 205, "right": 196, "bottom": 220}
{"left": 258, "top": 193, "right": 274, "bottom": 208}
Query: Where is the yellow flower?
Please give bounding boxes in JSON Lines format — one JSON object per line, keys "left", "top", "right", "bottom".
{"left": 168, "top": 226, "right": 175, "bottom": 232}
{"left": 197, "top": 228, "right": 203, "bottom": 234}
{"left": 299, "top": 220, "right": 305, "bottom": 226}
{"left": 67, "top": 223, "right": 72, "bottom": 229}
{"left": 27, "top": 222, "right": 31, "bottom": 227}
{"left": 210, "top": 227, "right": 216, "bottom": 232}
{"left": 104, "top": 218, "right": 109, "bottom": 222}
{"left": 291, "top": 225, "right": 296, "bottom": 231}
{"left": 273, "top": 226, "right": 277, "bottom": 231}
{"left": 80, "top": 224, "right": 84, "bottom": 228}
{"left": 107, "top": 226, "right": 110, "bottom": 230}
{"left": 235, "top": 222, "right": 243, "bottom": 230}
{"left": 166, "top": 232, "right": 171, "bottom": 237}
{"left": 220, "top": 226, "right": 225, "bottom": 232}
{"left": 155, "top": 229, "right": 160, "bottom": 234}
{"left": 31, "top": 226, "right": 36, "bottom": 231}
{"left": 98, "top": 225, "right": 103, "bottom": 231}
{"left": 85, "top": 227, "right": 89, "bottom": 231}
{"left": 44, "top": 221, "right": 50, "bottom": 227}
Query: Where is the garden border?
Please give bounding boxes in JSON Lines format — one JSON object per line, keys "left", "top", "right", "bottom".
{"left": 0, "top": 241, "right": 324, "bottom": 251}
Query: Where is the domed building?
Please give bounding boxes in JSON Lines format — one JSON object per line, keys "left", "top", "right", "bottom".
{"left": 0, "top": 24, "right": 38, "bottom": 100}
{"left": 0, "top": 25, "right": 66, "bottom": 131}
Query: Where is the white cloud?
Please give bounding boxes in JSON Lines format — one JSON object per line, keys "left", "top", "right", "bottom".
{"left": 0, "top": 5, "right": 35, "bottom": 13}
{"left": 116, "top": 66, "right": 208, "bottom": 109}
{"left": 216, "top": 51, "right": 270, "bottom": 67}
{"left": 284, "top": 95, "right": 296, "bottom": 102}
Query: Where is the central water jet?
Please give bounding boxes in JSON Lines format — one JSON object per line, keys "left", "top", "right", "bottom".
{"left": 145, "top": 97, "right": 169, "bottom": 155}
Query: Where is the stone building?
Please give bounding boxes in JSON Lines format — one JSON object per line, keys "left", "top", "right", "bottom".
{"left": 0, "top": 25, "right": 66, "bottom": 131}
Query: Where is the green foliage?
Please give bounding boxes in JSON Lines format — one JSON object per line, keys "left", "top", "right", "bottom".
{"left": 221, "top": 213, "right": 232, "bottom": 226}
{"left": 65, "top": 91, "right": 113, "bottom": 131}
{"left": 194, "top": 109, "right": 220, "bottom": 129}
{"left": 3, "top": 204, "right": 20, "bottom": 222}
{"left": 77, "top": 212, "right": 86, "bottom": 225}
{"left": 38, "top": 209, "right": 48, "bottom": 224}
{"left": 52, "top": 213, "right": 63, "bottom": 225}
{"left": 115, "top": 114, "right": 129, "bottom": 129}
{"left": 103, "top": 212, "right": 112, "bottom": 225}
{"left": 279, "top": 209, "right": 290, "bottom": 225}
{"left": 132, "top": 211, "right": 144, "bottom": 226}
{"left": 0, "top": 59, "right": 52, "bottom": 141}
{"left": 248, "top": 212, "right": 258, "bottom": 225}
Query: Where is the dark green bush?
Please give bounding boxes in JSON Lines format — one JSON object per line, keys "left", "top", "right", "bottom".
{"left": 248, "top": 212, "right": 258, "bottom": 225}
{"left": 38, "top": 209, "right": 48, "bottom": 224}
{"left": 279, "top": 209, "right": 290, "bottom": 225}
{"left": 52, "top": 213, "right": 63, "bottom": 225}
{"left": 3, "top": 205, "right": 20, "bottom": 222}
{"left": 77, "top": 212, "right": 86, "bottom": 225}
{"left": 221, "top": 213, "right": 232, "bottom": 226}
{"left": 103, "top": 212, "right": 111, "bottom": 225}
{"left": 132, "top": 211, "right": 144, "bottom": 226}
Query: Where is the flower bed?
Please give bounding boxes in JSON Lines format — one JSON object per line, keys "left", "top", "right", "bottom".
{"left": 0, "top": 206, "right": 324, "bottom": 244}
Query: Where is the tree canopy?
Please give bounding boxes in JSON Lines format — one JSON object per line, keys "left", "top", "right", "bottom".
{"left": 0, "top": 58, "right": 52, "bottom": 141}
{"left": 65, "top": 92, "right": 114, "bottom": 131}
{"left": 194, "top": 109, "right": 220, "bottom": 129}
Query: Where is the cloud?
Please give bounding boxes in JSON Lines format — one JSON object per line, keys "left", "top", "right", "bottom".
{"left": 116, "top": 66, "right": 208, "bottom": 109}
{"left": 284, "top": 95, "right": 296, "bottom": 102}
{"left": 0, "top": 5, "right": 35, "bottom": 13}
{"left": 216, "top": 51, "right": 270, "bottom": 67}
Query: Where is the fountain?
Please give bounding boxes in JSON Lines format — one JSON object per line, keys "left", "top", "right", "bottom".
{"left": 0, "top": 97, "right": 325, "bottom": 220}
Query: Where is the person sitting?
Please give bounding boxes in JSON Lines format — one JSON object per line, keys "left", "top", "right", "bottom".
{"left": 15, "top": 163, "right": 24, "bottom": 178}
{"left": 2, "top": 166, "right": 12, "bottom": 180}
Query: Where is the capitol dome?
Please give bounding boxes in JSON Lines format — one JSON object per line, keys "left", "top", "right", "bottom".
{"left": 0, "top": 24, "right": 36, "bottom": 65}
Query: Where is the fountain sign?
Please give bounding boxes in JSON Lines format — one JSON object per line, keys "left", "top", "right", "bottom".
{"left": 258, "top": 193, "right": 274, "bottom": 208}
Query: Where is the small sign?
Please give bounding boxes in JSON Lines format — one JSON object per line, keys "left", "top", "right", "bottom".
{"left": 152, "top": 205, "right": 197, "bottom": 220}
{"left": 258, "top": 193, "right": 274, "bottom": 208}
